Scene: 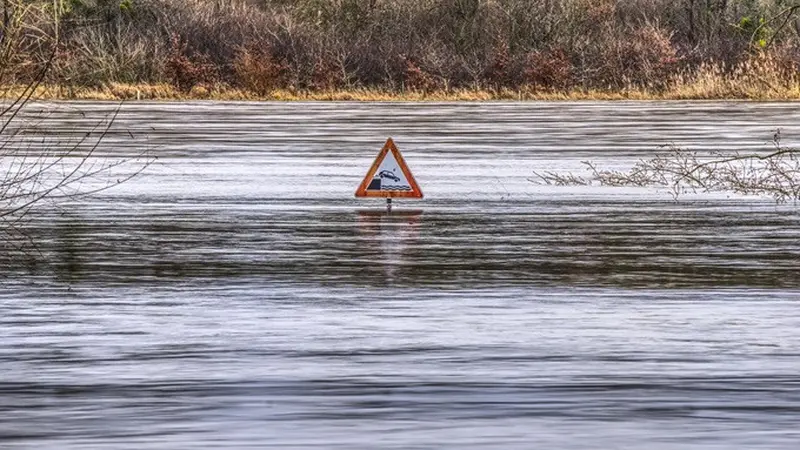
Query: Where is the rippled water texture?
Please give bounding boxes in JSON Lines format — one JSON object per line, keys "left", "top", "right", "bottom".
{"left": 2, "top": 102, "right": 800, "bottom": 449}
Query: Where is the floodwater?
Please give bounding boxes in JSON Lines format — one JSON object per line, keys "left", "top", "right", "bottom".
{"left": 2, "top": 102, "right": 800, "bottom": 449}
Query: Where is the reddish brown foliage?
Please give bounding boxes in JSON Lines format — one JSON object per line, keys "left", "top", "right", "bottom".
{"left": 616, "top": 24, "right": 680, "bottom": 87}
{"left": 524, "top": 48, "right": 574, "bottom": 90}
{"left": 485, "top": 45, "right": 512, "bottom": 89}
{"left": 165, "top": 34, "right": 218, "bottom": 92}
{"left": 403, "top": 57, "right": 437, "bottom": 91}
{"left": 7, "top": 0, "right": 800, "bottom": 95}
{"left": 233, "top": 44, "right": 291, "bottom": 95}
{"left": 310, "top": 58, "right": 341, "bottom": 91}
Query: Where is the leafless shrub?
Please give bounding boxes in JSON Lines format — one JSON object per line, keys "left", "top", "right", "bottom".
{"left": 1, "top": 0, "right": 153, "bottom": 255}
{"left": 6, "top": 0, "right": 800, "bottom": 94}
{"left": 531, "top": 170, "right": 591, "bottom": 186}
{"left": 165, "top": 33, "right": 218, "bottom": 92}
{"left": 402, "top": 56, "right": 440, "bottom": 92}
{"left": 233, "top": 43, "right": 290, "bottom": 94}
{"left": 54, "top": 21, "right": 160, "bottom": 85}
{"left": 1, "top": 104, "right": 153, "bottom": 221}
{"left": 524, "top": 48, "right": 574, "bottom": 90}
{"left": 534, "top": 131, "right": 800, "bottom": 203}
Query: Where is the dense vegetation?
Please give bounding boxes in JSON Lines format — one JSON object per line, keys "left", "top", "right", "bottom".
{"left": 4, "top": 0, "right": 800, "bottom": 98}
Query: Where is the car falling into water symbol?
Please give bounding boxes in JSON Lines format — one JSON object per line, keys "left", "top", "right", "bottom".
{"left": 379, "top": 170, "right": 401, "bottom": 182}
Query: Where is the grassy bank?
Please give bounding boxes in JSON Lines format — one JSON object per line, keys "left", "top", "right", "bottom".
{"left": 14, "top": 62, "right": 800, "bottom": 101}
{"left": 12, "top": 84, "right": 800, "bottom": 101}
{"left": 3, "top": 0, "right": 800, "bottom": 100}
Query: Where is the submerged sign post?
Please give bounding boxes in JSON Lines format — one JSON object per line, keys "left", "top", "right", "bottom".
{"left": 355, "top": 138, "right": 423, "bottom": 210}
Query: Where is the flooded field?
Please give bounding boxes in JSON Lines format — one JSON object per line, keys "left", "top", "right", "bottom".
{"left": 2, "top": 102, "right": 800, "bottom": 448}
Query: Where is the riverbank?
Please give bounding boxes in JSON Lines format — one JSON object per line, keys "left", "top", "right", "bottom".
{"left": 4, "top": 1, "right": 800, "bottom": 103}
{"left": 8, "top": 78, "right": 800, "bottom": 102}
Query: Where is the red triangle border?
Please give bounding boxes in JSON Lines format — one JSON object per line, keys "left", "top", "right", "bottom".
{"left": 355, "top": 138, "right": 423, "bottom": 198}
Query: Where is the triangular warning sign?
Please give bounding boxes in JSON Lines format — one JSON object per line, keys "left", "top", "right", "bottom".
{"left": 355, "top": 138, "right": 423, "bottom": 198}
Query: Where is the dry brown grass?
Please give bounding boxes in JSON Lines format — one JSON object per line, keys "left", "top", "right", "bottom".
{"left": 666, "top": 53, "right": 800, "bottom": 100}
{"left": 4, "top": 83, "right": 799, "bottom": 102}
{"left": 0, "top": 84, "right": 624, "bottom": 101}
{"left": 6, "top": 51, "right": 800, "bottom": 102}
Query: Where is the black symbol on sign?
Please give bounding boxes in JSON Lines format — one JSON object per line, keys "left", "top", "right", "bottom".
{"left": 379, "top": 170, "right": 400, "bottom": 182}
{"left": 367, "top": 178, "right": 381, "bottom": 190}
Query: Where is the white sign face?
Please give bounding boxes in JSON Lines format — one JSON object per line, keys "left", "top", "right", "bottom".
{"left": 370, "top": 150, "right": 412, "bottom": 192}
{"left": 355, "top": 138, "right": 423, "bottom": 198}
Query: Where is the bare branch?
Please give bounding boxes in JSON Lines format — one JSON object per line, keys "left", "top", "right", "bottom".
{"left": 1, "top": 3, "right": 153, "bottom": 253}
{"left": 532, "top": 134, "right": 800, "bottom": 203}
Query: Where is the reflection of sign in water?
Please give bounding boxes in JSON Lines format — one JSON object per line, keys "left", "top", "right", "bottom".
{"left": 355, "top": 138, "right": 423, "bottom": 198}
{"left": 357, "top": 210, "right": 423, "bottom": 282}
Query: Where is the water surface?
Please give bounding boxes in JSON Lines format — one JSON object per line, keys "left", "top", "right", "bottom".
{"left": 2, "top": 102, "right": 800, "bottom": 449}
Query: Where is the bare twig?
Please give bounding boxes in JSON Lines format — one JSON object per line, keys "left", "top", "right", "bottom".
{"left": 532, "top": 132, "right": 800, "bottom": 203}
{"left": 1, "top": 1, "right": 154, "bottom": 257}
